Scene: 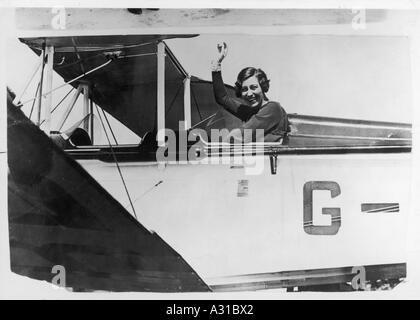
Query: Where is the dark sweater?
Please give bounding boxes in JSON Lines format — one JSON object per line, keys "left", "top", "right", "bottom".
{"left": 212, "top": 71, "right": 288, "bottom": 143}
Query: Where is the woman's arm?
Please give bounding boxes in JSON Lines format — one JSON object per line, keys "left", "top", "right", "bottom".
{"left": 212, "top": 71, "right": 254, "bottom": 121}
{"left": 211, "top": 42, "right": 256, "bottom": 122}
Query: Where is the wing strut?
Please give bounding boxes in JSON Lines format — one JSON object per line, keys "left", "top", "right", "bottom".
{"left": 36, "top": 42, "right": 46, "bottom": 126}
{"left": 157, "top": 41, "right": 165, "bottom": 147}
{"left": 43, "top": 45, "right": 55, "bottom": 134}
{"left": 183, "top": 75, "right": 191, "bottom": 130}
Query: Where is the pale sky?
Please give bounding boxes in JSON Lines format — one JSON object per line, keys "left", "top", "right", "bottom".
{"left": 167, "top": 34, "right": 412, "bottom": 122}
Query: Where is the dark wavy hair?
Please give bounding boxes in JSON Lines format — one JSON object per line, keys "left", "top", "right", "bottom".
{"left": 234, "top": 67, "right": 270, "bottom": 98}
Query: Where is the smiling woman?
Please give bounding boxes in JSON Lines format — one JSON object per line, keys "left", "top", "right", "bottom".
{"left": 211, "top": 42, "right": 289, "bottom": 143}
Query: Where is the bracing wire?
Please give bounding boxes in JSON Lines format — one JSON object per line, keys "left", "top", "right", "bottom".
{"left": 191, "top": 86, "right": 203, "bottom": 121}
{"left": 95, "top": 103, "right": 138, "bottom": 219}
{"left": 29, "top": 81, "right": 40, "bottom": 120}
{"left": 39, "top": 87, "right": 75, "bottom": 126}
{"left": 19, "top": 59, "right": 112, "bottom": 106}
{"left": 36, "top": 45, "right": 46, "bottom": 125}
{"left": 51, "top": 87, "right": 75, "bottom": 114}
{"left": 165, "top": 82, "right": 183, "bottom": 117}
{"left": 124, "top": 181, "right": 163, "bottom": 210}
{"left": 190, "top": 112, "right": 218, "bottom": 130}
{"left": 101, "top": 109, "right": 118, "bottom": 145}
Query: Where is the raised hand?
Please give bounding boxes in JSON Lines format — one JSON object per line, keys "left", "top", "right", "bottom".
{"left": 216, "top": 42, "right": 228, "bottom": 64}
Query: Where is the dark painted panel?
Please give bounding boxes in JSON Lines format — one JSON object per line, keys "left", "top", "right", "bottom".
{"left": 7, "top": 99, "right": 210, "bottom": 292}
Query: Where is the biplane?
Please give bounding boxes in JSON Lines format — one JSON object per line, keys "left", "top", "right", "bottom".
{"left": 7, "top": 33, "right": 411, "bottom": 292}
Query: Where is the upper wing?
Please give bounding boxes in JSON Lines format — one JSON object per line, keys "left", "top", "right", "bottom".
{"left": 20, "top": 35, "right": 241, "bottom": 138}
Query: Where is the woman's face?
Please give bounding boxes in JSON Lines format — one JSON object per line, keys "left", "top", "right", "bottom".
{"left": 240, "top": 75, "right": 264, "bottom": 108}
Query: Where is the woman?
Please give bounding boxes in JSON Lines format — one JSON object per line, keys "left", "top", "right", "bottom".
{"left": 211, "top": 42, "right": 288, "bottom": 143}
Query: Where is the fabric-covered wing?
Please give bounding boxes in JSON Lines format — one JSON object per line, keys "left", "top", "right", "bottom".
{"left": 7, "top": 97, "right": 210, "bottom": 292}
{"left": 20, "top": 35, "right": 240, "bottom": 138}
